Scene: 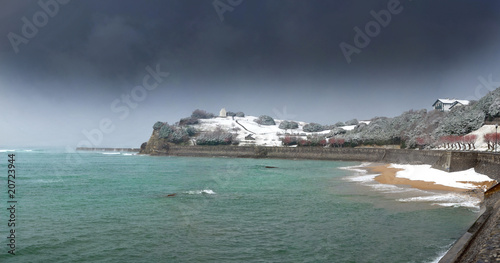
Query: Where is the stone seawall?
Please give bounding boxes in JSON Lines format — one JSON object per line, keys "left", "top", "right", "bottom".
{"left": 476, "top": 153, "right": 500, "bottom": 181}
{"left": 145, "top": 145, "right": 500, "bottom": 180}
{"left": 157, "top": 146, "right": 447, "bottom": 164}
{"left": 76, "top": 147, "right": 140, "bottom": 152}
{"left": 159, "top": 145, "right": 388, "bottom": 161}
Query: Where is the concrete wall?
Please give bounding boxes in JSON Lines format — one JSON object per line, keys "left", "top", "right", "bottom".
{"left": 163, "top": 146, "right": 387, "bottom": 162}
{"left": 148, "top": 145, "right": 500, "bottom": 181}
{"left": 475, "top": 153, "right": 500, "bottom": 181}
{"left": 383, "top": 149, "right": 445, "bottom": 165}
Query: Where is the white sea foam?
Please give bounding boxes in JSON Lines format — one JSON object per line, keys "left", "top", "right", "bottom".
{"left": 122, "top": 153, "right": 136, "bottom": 156}
{"left": 347, "top": 173, "right": 377, "bottom": 183}
{"left": 428, "top": 246, "right": 451, "bottom": 263}
{"left": 102, "top": 152, "right": 121, "bottom": 155}
{"left": 0, "top": 149, "right": 16, "bottom": 152}
{"left": 369, "top": 183, "right": 414, "bottom": 193}
{"left": 398, "top": 193, "right": 480, "bottom": 209}
{"left": 339, "top": 162, "right": 371, "bottom": 171}
{"left": 185, "top": 189, "right": 216, "bottom": 195}
{"left": 27, "top": 179, "right": 64, "bottom": 184}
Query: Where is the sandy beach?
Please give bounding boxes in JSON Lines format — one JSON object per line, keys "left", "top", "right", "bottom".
{"left": 366, "top": 164, "right": 497, "bottom": 192}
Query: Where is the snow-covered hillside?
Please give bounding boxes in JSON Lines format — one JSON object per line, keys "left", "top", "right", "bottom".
{"left": 192, "top": 115, "right": 498, "bottom": 150}
{"left": 192, "top": 116, "right": 360, "bottom": 147}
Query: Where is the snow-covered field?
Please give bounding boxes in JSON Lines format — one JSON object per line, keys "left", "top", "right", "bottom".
{"left": 193, "top": 116, "right": 336, "bottom": 146}
{"left": 390, "top": 164, "right": 495, "bottom": 190}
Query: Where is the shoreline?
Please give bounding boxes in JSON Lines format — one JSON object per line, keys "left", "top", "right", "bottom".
{"left": 365, "top": 164, "right": 496, "bottom": 193}
{"left": 371, "top": 164, "right": 465, "bottom": 192}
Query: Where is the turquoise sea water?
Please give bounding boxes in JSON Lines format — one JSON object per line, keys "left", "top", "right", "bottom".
{"left": 0, "top": 149, "right": 479, "bottom": 262}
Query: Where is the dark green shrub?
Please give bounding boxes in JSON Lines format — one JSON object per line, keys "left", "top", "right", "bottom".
{"left": 185, "top": 126, "right": 197, "bottom": 136}
{"left": 153, "top": 121, "right": 165, "bottom": 130}
{"left": 196, "top": 128, "right": 235, "bottom": 145}
{"left": 345, "top": 119, "right": 359, "bottom": 125}
{"left": 191, "top": 109, "right": 215, "bottom": 119}
{"left": 303, "top": 123, "right": 326, "bottom": 132}
{"left": 334, "top": 121, "right": 345, "bottom": 127}
{"left": 159, "top": 124, "right": 173, "bottom": 139}
{"left": 169, "top": 128, "right": 189, "bottom": 144}
{"left": 179, "top": 117, "right": 199, "bottom": 125}
{"left": 279, "top": 121, "right": 299, "bottom": 130}
{"left": 254, "top": 115, "right": 275, "bottom": 125}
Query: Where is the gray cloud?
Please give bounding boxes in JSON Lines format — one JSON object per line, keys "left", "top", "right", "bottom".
{"left": 2, "top": 0, "right": 500, "bottom": 147}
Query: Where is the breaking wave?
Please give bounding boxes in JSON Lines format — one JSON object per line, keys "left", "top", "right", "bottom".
{"left": 398, "top": 193, "right": 480, "bottom": 209}
{"left": 184, "top": 189, "right": 216, "bottom": 195}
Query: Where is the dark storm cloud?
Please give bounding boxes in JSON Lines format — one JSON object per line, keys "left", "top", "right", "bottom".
{"left": 2, "top": 0, "right": 500, "bottom": 147}
{"left": 3, "top": 0, "right": 499, "bottom": 82}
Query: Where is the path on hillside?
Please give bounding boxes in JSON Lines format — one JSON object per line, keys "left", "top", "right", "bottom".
{"left": 235, "top": 120, "right": 256, "bottom": 134}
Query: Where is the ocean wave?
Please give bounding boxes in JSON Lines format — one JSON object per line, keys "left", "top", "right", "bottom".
{"left": 346, "top": 173, "right": 377, "bottom": 183}
{"left": 122, "top": 153, "right": 136, "bottom": 156}
{"left": 397, "top": 193, "right": 480, "bottom": 208}
{"left": 184, "top": 189, "right": 216, "bottom": 195}
{"left": 428, "top": 246, "right": 451, "bottom": 263}
{"left": 102, "top": 152, "right": 121, "bottom": 155}
{"left": 339, "top": 162, "right": 371, "bottom": 171}
{"left": 0, "top": 149, "right": 16, "bottom": 152}
{"left": 26, "top": 179, "right": 64, "bottom": 184}
{"left": 369, "top": 183, "right": 414, "bottom": 193}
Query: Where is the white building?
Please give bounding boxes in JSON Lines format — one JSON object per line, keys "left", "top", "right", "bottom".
{"left": 219, "top": 108, "right": 227, "bottom": 117}
{"left": 432, "top": 99, "right": 470, "bottom": 112}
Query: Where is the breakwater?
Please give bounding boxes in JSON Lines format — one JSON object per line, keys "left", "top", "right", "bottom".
{"left": 76, "top": 147, "right": 140, "bottom": 152}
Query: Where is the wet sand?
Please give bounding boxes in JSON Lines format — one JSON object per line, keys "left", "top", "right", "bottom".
{"left": 365, "top": 164, "right": 496, "bottom": 192}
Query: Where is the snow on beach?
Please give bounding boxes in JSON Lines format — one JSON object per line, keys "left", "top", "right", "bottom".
{"left": 343, "top": 163, "right": 495, "bottom": 208}
{"left": 390, "top": 164, "right": 496, "bottom": 190}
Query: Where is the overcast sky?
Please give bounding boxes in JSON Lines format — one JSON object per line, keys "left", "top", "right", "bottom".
{"left": 1, "top": 0, "right": 500, "bottom": 148}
